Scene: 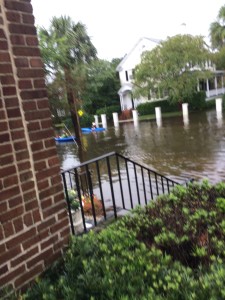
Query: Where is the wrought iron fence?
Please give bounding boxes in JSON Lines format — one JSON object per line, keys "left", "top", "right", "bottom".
{"left": 61, "top": 152, "right": 191, "bottom": 235}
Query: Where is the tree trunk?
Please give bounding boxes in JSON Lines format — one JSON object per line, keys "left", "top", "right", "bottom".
{"left": 64, "top": 68, "right": 82, "bottom": 145}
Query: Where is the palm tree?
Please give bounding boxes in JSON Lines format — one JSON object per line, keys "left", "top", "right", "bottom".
{"left": 38, "top": 16, "right": 97, "bottom": 144}
{"left": 210, "top": 5, "right": 225, "bottom": 50}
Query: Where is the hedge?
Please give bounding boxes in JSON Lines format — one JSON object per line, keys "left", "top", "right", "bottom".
{"left": 12, "top": 180, "right": 225, "bottom": 299}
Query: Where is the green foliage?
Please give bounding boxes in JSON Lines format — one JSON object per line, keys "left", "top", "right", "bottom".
{"left": 185, "top": 91, "right": 206, "bottom": 111}
{"left": 209, "top": 5, "right": 225, "bottom": 50}
{"left": 82, "top": 59, "right": 121, "bottom": 114}
{"left": 136, "top": 100, "right": 178, "bottom": 116}
{"left": 134, "top": 34, "right": 212, "bottom": 104}
{"left": 79, "top": 112, "right": 94, "bottom": 127}
{"left": 21, "top": 181, "right": 225, "bottom": 299}
{"left": 96, "top": 105, "right": 121, "bottom": 120}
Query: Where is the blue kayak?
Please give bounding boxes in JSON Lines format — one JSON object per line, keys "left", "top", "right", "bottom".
{"left": 81, "top": 127, "right": 105, "bottom": 132}
{"left": 55, "top": 136, "right": 76, "bottom": 142}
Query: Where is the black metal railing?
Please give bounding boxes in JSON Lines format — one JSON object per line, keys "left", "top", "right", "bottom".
{"left": 61, "top": 152, "right": 191, "bottom": 235}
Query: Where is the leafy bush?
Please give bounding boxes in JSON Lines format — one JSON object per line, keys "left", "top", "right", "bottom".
{"left": 96, "top": 105, "right": 121, "bottom": 120}
{"left": 20, "top": 180, "right": 225, "bottom": 299}
{"left": 185, "top": 91, "right": 206, "bottom": 111}
{"left": 136, "top": 100, "right": 178, "bottom": 116}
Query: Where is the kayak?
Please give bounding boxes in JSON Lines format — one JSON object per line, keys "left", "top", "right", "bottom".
{"left": 81, "top": 127, "right": 105, "bottom": 132}
{"left": 55, "top": 136, "right": 76, "bottom": 142}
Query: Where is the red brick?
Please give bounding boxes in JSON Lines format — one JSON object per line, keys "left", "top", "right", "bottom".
{"left": 14, "top": 57, "right": 28, "bottom": 67}
{"left": 31, "top": 141, "right": 44, "bottom": 152}
{"left": 0, "top": 264, "right": 8, "bottom": 277}
{"left": 17, "top": 68, "right": 44, "bottom": 79}
{"left": 27, "top": 121, "right": 41, "bottom": 131}
{"left": 41, "top": 235, "right": 58, "bottom": 250}
{"left": 40, "top": 119, "right": 53, "bottom": 129}
{"left": 32, "top": 209, "right": 41, "bottom": 223}
{"left": 23, "top": 190, "right": 38, "bottom": 204}
{"left": 3, "top": 175, "right": 19, "bottom": 188}
{"left": 8, "top": 196, "right": 23, "bottom": 208}
{"left": 3, "top": 86, "right": 16, "bottom": 96}
{"left": 18, "top": 79, "right": 32, "bottom": 89}
{"left": 13, "top": 46, "right": 40, "bottom": 56}
{"left": 0, "top": 205, "right": 24, "bottom": 223}
{"left": 33, "top": 79, "right": 45, "bottom": 88}
{"left": 11, "top": 129, "right": 25, "bottom": 140}
{"left": 0, "top": 245, "right": 22, "bottom": 265}
{"left": 0, "top": 122, "right": 8, "bottom": 132}
{"left": 9, "top": 24, "right": 36, "bottom": 36}
{"left": 37, "top": 98, "right": 50, "bottom": 109}
{"left": 50, "top": 218, "right": 69, "bottom": 235}
{"left": 34, "top": 160, "right": 46, "bottom": 171}
{"left": 21, "top": 89, "right": 47, "bottom": 100}
{"left": 7, "top": 107, "right": 21, "bottom": 118}
{"left": 0, "top": 40, "right": 8, "bottom": 50}
{"left": 0, "top": 63, "right": 13, "bottom": 73}
{"left": 30, "top": 129, "right": 53, "bottom": 142}
{"left": 0, "top": 168, "right": 17, "bottom": 183}
{"left": 0, "top": 265, "right": 26, "bottom": 287}
{"left": 25, "top": 109, "right": 50, "bottom": 121}
{"left": 8, "top": 119, "right": 23, "bottom": 129}
{"left": 14, "top": 140, "right": 28, "bottom": 151}
{"left": 0, "top": 75, "right": 15, "bottom": 84}
{"left": 40, "top": 198, "right": 52, "bottom": 210}
{"left": 0, "top": 28, "right": 6, "bottom": 38}
{"left": 0, "top": 52, "right": 10, "bottom": 62}
{"left": 11, "top": 246, "right": 39, "bottom": 268}
{"left": 37, "top": 217, "right": 56, "bottom": 233}
{"left": 22, "top": 14, "right": 35, "bottom": 25}
{"left": 43, "top": 202, "right": 66, "bottom": 218}
{"left": 22, "top": 101, "right": 37, "bottom": 110}
{"left": 51, "top": 174, "right": 62, "bottom": 187}
{"left": 0, "top": 132, "right": 10, "bottom": 143}
{"left": 30, "top": 58, "right": 43, "bottom": 67}
{"left": 13, "top": 217, "right": 24, "bottom": 233}
{"left": 6, "top": 11, "right": 21, "bottom": 23}
{"left": 23, "top": 212, "right": 33, "bottom": 227}
{"left": 0, "top": 201, "right": 7, "bottom": 214}
{"left": 4, "top": 97, "right": 19, "bottom": 108}
{"left": 37, "top": 180, "right": 49, "bottom": 191}
{"left": 14, "top": 264, "right": 43, "bottom": 289}
{"left": 6, "top": 228, "right": 36, "bottom": 249}
{"left": 0, "top": 243, "right": 6, "bottom": 255}
{"left": 24, "top": 198, "right": 38, "bottom": 210}
{"left": 16, "top": 150, "right": 29, "bottom": 161}
{"left": 27, "top": 248, "right": 53, "bottom": 269}
{"left": 18, "top": 161, "right": 32, "bottom": 173}
{"left": 5, "top": 1, "right": 33, "bottom": 14}
{"left": 20, "top": 171, "right": 33, "bottom": 183}
{"left": 3, "top": 221, "right": 14, "bottom": 238}
{"left": 21, "top": 181, "right": 35, "bottom": 192}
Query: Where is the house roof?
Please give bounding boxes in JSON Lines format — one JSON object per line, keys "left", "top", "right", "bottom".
{"left": 116, "top": 37, "right": 161, "bottom": 72}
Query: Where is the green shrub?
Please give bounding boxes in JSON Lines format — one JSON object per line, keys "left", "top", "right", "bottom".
{"left": 136, "top": 100, "right": 179, "bottom": 116}
{"left": 96, "top": 105, "right": 121, "bottom": 120}
{"left": 185, "top": 91, "right": 206, "bottom": 111}
{"left": 21, "top": 180, "right": 225, "bottom": 299}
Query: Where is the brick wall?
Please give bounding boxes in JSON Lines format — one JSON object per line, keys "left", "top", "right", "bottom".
{"left": 0, "top": 0, "right": 70, "bottom": 290}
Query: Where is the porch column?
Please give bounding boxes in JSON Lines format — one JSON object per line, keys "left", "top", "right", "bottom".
{"left": 119, "top": 94, "right": 124, "bottom": 111}
{"left": 215, "top": 76, "right": 218, "bottom": 95}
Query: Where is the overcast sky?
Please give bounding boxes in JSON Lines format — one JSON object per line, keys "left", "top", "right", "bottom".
{"left": 31, "top": 0, "right": 224, "bottom": 61}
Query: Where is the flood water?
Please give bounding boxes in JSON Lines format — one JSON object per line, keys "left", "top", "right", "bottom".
{"left": 56, "top": 109, "right": 225, "bottom": 184}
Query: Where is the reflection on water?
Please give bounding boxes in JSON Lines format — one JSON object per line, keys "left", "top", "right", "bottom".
{"left": 56, "top": 109, "right": 225, "bottom": 184}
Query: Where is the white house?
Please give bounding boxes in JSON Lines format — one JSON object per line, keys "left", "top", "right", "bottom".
{"left": 116, "top": 37, "right": 225, "bottom": 111}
